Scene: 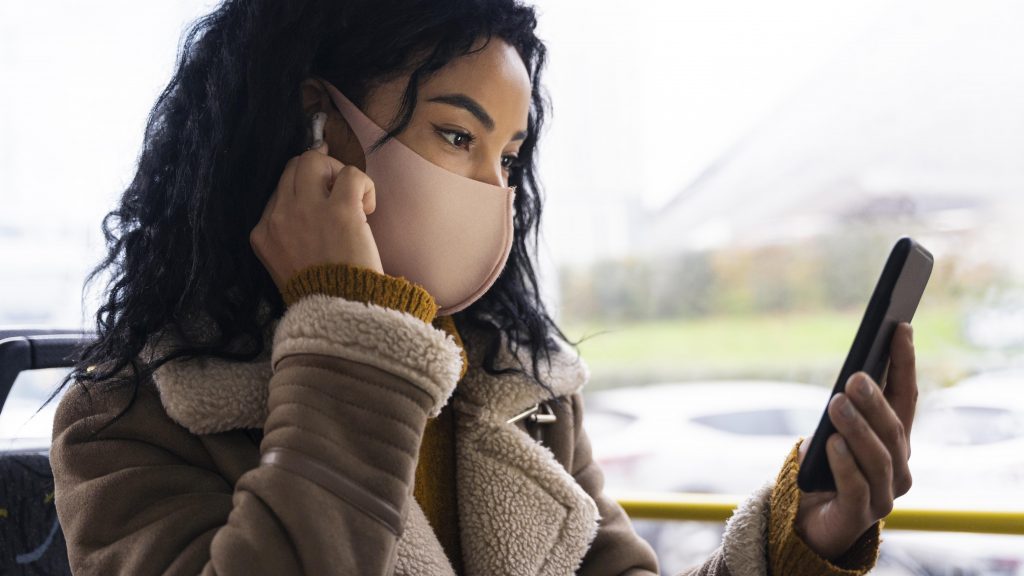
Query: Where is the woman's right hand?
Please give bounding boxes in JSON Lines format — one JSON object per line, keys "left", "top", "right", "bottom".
{"left": 250, "top": 141, "right": 383, "bottom": 294}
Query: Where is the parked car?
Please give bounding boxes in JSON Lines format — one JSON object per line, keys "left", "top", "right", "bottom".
{"left": 585, "top": 380, "right": 827, "bottom": 494}
{"left": 584, "top": 381, "right": 839, "bottom": 574}
{"left": 584, "top": 377, "right": 1024, "bottom": 575}
{"left": 883, "top": 369, "right": 1024, "bottom": 576}
{"left": 907, "top": 369, "right": 1024, "bottom": 505}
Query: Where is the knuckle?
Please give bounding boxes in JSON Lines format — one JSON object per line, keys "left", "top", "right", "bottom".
{"left": 268, "top": 211, "right": 291, "bottom": 231}
{"left": 888, "top": 428, "right": 907, "bottom": 454}
{"left": 879, "top": 453, "right": 894, "bottom": 481}
{"left": 897, "top": 470, "right": 913, "bottom": 496}
{"left": 294, "top": 151, "right": 320, "bottom": 173}
{"left": 338, "top": 165, "right": 365, "bottom": 184}
{"left": 893, "top": 419, "right": 906, "bottom": 441}
{"left": 874, "top": 498, "right": 894, "bottom": 519}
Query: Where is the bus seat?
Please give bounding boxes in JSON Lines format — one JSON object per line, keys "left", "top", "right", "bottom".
{"left": 0, "top": 331, "right": 92, "bottom": 576}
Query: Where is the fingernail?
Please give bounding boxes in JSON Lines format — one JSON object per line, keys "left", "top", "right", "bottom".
{"left": 847, "top": 373, "right": 863, "bottom": 392}
{"left": 835, "top": 395, "right": 855, "bottom": 420}
{"left": 856, "top": 377, "right": 873, "bottom": 398}
{"left": 834, "top": 436, "right": 848, "bottom": 455}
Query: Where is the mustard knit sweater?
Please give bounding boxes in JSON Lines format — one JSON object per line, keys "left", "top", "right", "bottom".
{"left": 281, "top": 263, "right": 881, "bottom": 575}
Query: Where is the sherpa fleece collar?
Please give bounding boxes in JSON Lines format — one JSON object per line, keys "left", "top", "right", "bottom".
{"left": 149, "top": 319, "right": 588, "bottom": 436}
{"left": 149, "top": 299, "right": 598, "bottom": 576}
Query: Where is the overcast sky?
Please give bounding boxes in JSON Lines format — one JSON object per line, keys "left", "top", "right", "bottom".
{"left": 1, "top": 0, "right": 1016, "bottom": 325}
{"left": 1, "top": 0, "right": 889, "bottom": 230}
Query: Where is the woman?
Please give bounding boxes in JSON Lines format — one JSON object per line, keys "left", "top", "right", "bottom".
{"left": 51, "top": 0, "right": 917, "bottom": 574}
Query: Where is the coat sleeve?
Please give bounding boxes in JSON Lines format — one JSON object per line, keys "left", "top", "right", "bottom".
{"left": 51, "top": 292, "right": 463, "bottom": 575}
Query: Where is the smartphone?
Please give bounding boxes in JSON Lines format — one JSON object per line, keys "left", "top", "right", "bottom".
{"left": 797, "top": 237, "right": 934, "bottom": 493}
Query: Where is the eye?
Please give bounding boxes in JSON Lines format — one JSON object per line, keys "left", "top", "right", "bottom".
{"left": 501, "top": 154, "right": 522, "bottom": 170}
{"left": 435, "top": 126, "right": 475, "bottom": 149}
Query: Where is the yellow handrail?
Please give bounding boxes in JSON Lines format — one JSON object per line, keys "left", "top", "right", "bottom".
{"left": 613, "top": 492, "right": 1024, "bottom": 536}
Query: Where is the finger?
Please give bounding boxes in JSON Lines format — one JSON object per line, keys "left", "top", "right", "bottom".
{"left": 274, "top": 156, "right": 301, "bottom": 202}
{"left": 885, "top": 322, "right": 918, "bottom": 441}
{"left": 253, "top": 157, "right": 295, "bottom": 251}
{"left": 293, "top": 149, "right": 337, "bottom": 202}
{"left": 845, "top": 372, "right": 912, "bottom": 497}
{"left": 363, "top": 175, "right": 376, "bottom": 215}
{"left": 309, "top": 150, "right": 348, "bottom": 197}
{"left": 248, "top": 222, "right": 282, "bottom": 288}
{"left": 324, "top": 154, "right": 345, "bottom": 193}
{"left": 829, "top": 393, "right": 895, "bottom": 518}
{"left": 311, "top": 138, "right": 340, "bottom": 189}
{"left": 260, "top": 179, "right": 284, "bottom": 224}
{"left": 827, "top": 433, "right": 874, "bottom": 530}
{"left": 328, "top": 165, "right": 376, "bottom": 217}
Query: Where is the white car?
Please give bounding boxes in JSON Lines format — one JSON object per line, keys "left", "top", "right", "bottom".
{"left": 585, "top": 380, "right": 827, "bottom": 495}
{"left": 584, "top": 376, "right": 1024, "bottom": 575}
{"left": 906, "top": 369, "right": 1024, "bottom": 507}
{"left": 584, "top": 381, "right": 851, "bottom": 574}
{"left": 884, "top": 369, "right": 1024, "bottom": 576}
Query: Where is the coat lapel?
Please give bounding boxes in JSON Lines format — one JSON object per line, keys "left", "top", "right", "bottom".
{"left": 151, "top": 318, "right": 599, "bottom": 576}
{"left": 451, "top": 325, "right": 600, "bottom": 576}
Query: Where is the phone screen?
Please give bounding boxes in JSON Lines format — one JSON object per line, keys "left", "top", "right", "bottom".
{"left": 797, "top": 237, "right": 933, "bottom": 493}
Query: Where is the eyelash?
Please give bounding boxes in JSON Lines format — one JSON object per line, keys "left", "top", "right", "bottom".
{"left": 434, "top": 126, "right": 522, "bottom": 170}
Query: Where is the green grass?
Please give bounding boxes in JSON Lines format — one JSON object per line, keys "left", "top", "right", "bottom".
{"left": 563, "top": 306, "right": 969, "bottom": 390}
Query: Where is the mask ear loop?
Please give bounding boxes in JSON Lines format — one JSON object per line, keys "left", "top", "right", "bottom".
{"left": 307, "top": 111, "right": 327, "bottom": 150}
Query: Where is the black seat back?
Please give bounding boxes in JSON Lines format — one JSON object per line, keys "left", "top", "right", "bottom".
{"left": 0, "top": 331, "right": 93, "bottom": 576}
{"left": 0, "top": 453, "right": 71, "bottom": 575}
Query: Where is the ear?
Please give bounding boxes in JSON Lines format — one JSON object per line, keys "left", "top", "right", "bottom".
{"left": 300, "top": 78, "right": 331, "bottom": 116}
{"left": 299, "top": 77, "right": 367, "bottom": 170}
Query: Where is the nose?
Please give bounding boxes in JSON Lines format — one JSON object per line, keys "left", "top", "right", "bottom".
{"left": 470, "top": 159, "right": 506, "bottom": 188}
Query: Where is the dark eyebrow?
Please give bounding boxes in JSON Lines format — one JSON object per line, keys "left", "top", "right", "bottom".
{"left": 427, "top": 93, "right": 528, "bottom": 141}
{"left": 427, "top": 93, "right": 494, "bottom": 130}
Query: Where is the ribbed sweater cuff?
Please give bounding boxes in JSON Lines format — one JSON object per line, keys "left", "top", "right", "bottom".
{"left": 281, "top": 263, "right": 438, "bottom": 324}
{"left": 768, "top": 439, "right": 882, "bottom": 576}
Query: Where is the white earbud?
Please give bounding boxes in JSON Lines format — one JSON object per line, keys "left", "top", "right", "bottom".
{"left": 308, "top": 111, "right": 327, "bottom": 150}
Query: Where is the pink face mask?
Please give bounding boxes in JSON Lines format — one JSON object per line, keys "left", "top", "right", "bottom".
{"left": 322, "top": 80, "right": 516, "bottom": 315}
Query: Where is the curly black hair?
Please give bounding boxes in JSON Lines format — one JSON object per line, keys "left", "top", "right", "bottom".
{"left": 58, "top": 0, "right": 575, "bottom": 421}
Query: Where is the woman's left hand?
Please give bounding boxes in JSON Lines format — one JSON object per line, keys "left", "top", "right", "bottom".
{"left": 795, "top": 322, "right": 917, "bottom": 561}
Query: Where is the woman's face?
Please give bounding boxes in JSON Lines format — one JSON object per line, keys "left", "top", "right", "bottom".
{"left": 314, "top": 37, "right": 532, "bottom": 189}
